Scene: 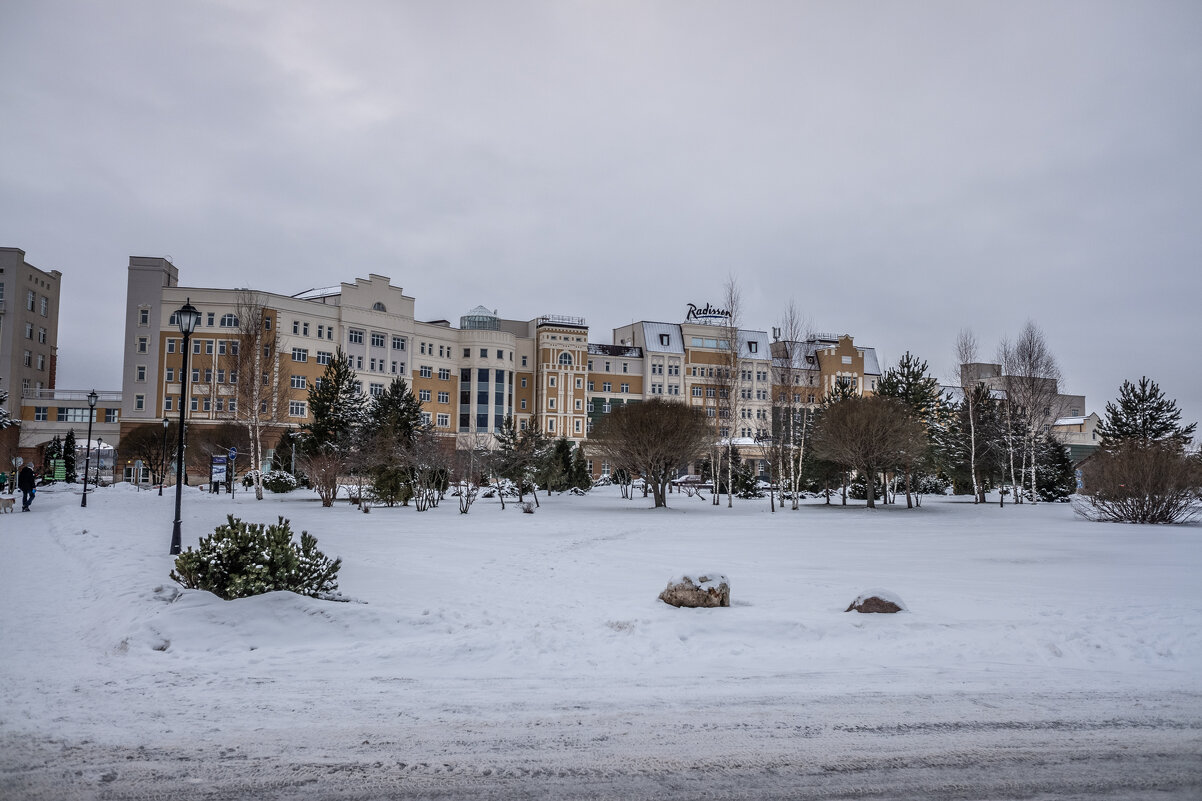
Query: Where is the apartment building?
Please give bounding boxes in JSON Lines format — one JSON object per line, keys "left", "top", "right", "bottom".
{"left": 117, "top": 258, "right": 899, "bottom": 482}
{"left": 770, "top": 333, "right": 882, "bottom": 406}
{"left": 0, "top": 247, "right": 61, "bottom": 399}
{"left": 1, "top": 247, "right": 65, "bottom": 465}
{"left": 120, "top": 259, "right": 598, "bottom": 470}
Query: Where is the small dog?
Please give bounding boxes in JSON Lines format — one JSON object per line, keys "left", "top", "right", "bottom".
{"left": 0, "top": 497, "right": 14, "bottom": 514}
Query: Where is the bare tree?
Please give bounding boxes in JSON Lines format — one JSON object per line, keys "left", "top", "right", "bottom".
{"left": 811, "top": 396, "right": 927, "bottom": 509}
{"left": 119, "top": 422, "right": 179, "bottom": 487}
{"left": 1075, "top": 444, "right": 1200, "bottom": 524}
{"left": 297, "top": 449, "right": 345, "bottom": 507}
{"left": 954, "top": 328, "right": 983, "bottom": 503}
{"left": 221, "top": 292, "right": 294, "bottom": 500}
{"left": 995, "top": 336, "right": 1018, "bottom": 502}
{"left": 714, "top": 276, "right": 747, "bottom": 508}
{"left": 398, "top": 427, "right": 451, "bottom": 512}
{"left": 1003, "top": 321, "right": 1064, "bottom": 504}
{"left": 452, "top": 430, "right": 490, "bottom": 513}
{"left": 590, "top": 397, "right": 714, "bottom": 508}
{"left": 771, "top": 300, "right": 812, "bottom": 510}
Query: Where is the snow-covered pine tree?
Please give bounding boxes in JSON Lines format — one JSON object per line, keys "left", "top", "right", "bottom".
{"left": 0, "top": 390, "right": 15, "bottom": 430}
{"left": 301, "top": 349, "right": 366, "bottom": 455}
{"left": 299, "top": 349, "right": 366, "bottom": 506}
{"left": 63, "top": 429, "right": 77, "bottom": 482}
{"left": 876, "top": 351, "right": 943, "bottom": 507}
{"left": 1033, "top": 435, "right": 1075, "bottom": 502}
{"left": 1096, "top": 377, "right": 1196, "bottom": 452}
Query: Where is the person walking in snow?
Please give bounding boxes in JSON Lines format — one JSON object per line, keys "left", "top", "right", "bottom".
{"left": 18, "top": 464, "right": 36, "bottom": 511}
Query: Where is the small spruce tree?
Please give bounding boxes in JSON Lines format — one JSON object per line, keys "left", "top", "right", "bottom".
{"left": 1097, "top": 377, "right": 1196, "bottom": 451}
{"left": 63, "top": 430, "right": 78, "bottom": 482}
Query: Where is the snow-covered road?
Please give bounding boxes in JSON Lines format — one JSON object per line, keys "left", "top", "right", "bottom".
{"left": 6, "top": 688, "right": 1199, "bottom": 799}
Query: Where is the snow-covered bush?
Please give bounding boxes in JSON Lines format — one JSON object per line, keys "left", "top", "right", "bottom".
{"left": 170, "top": 515, "right": 342, "bottom": 600}
{"left": 262, "top": 471, "right": 299, "bottom": 494}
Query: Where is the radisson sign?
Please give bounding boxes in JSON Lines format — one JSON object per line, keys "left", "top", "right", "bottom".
{"left": 685, "top": 302, "right": 732, "bottom": 325}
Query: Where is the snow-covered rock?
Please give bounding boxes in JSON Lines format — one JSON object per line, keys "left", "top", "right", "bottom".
{"left": 845, "top": 589, "right": 907, "bottom": 613}
{"left": 658, "top": 573, "right": 730, "bottom": 608}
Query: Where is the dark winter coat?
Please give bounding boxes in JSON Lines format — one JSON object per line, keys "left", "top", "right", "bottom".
{"left": 17, "top": 466, "right": 36, "bottom": 492}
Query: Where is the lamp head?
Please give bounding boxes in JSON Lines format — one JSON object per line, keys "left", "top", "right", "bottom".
{"left": 176, "top": 298, "right": 202, "bottom": 335}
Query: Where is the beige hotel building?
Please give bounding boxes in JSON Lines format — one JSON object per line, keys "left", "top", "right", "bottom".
{"left": 120, "top": 258, "right": 880, "bottom": 476}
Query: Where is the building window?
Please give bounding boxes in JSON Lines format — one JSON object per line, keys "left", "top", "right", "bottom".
{"left": 549, "top": 376, "right": 557, "bottom": 387}
{"left": 437, "top": 391, "right": 449, "bottom": 403}
{"left": 393, "top": 336, "right": 406, "bottom": 350}
{"left": 165, "top": 397, "right": 173, "bottom": 411}
{"left": 25, "top": 322, "right": 34, "bottom": 339}
{"left": 419, "top": 389, "right": 431, "bottom": 402}
{"left": 659, "top": 333, "right": 670, "bottom": 346}
{"left": 26, "top": 290, "right": 35, "bottom": 311}
{"left": 291, "top": 375, "right": 307, "bottom": 389}
{"left": 316, "top": 351, "right": 332, "bottom": 365}
{"left": 520, "top": 399, "right": 527, "bottom": 410}
{"left": 289, "top": 401, "right": 307, "bottom": 417}
{"left": 548, "top": 398, "right": 556, "bottom": 409}
{"left": 521, "top": 377, "right": 528, "bottom": 388}
{"left": 371, "top": 332, "right": 385, "bottom": 348}
{"left": 348, "top": 329, "right": 363, "bottom": 344}
{"left": 136, "top": 337, "right": 148, "bottom": 353}
{"left": 420, "top": 365, "right": 432, "bottom": 378}
{"left": 437, "top": 413, "right": 450, "bottom": 427}
{"left": 291, "top": 348, "right": 308, "bottom": 362}
{"left": 34, "top": 406, "right": 47, "bottom": 421}
{"left": 438, "top": 368, "right": 451, "bottom": 380}
{"left": 602, "top": 382, "right": 612, "bottom": 392}
{"left": 370, "top": 383, "right": 385, "bottom": 397}
{"left": 220, "top": 314, "right": 238, "bottom": 327}
{"left": 521, "top": 356, "right": 528, "bottom": 367}
{"left": 421, "top": 412, "right": 432, "bottom": 426}
{"left": 558, "top": 353, "right": 572, "bottom": 365}
{"left": 23, "top": 350, "right": 31, "bottom": 367}
{"left": 36, "top": 354, "right": 45, "bottom": 370}
{"left": 136, "top": 366, "right": 146, "bottom": 382}
{"left": 135, "top": 394, "right": 145, "bottom": 411}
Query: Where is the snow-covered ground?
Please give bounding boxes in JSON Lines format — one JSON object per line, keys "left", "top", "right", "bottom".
{"left": 2, "top": 483, "right": 1200, "bottom": 799}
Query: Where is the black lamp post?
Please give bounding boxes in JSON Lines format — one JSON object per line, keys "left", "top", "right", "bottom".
{"left": 80, "top": 389, "right": 98, "bottom": 507}
{"left": 159, "top": 417, "right": 169, "bottom": 496}
{"left": 170, "top": 298, "right": 202, "bottom": 555}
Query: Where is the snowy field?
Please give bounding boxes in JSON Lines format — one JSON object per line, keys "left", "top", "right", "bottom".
{"left": 2, "top": 482, "right": 1200, "bottom": 800}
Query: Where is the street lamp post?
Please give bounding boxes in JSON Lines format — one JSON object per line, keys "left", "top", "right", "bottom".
{"left": 160, "top": 417, "right": 169, "bottom": 496}
{"left": 170, "top": 298, "right": 202, "bottom": 555}
{"left": 80, "top": 390, "right": 98, "bottom": 508}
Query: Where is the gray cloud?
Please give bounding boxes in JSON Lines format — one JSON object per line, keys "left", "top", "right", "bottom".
{"left": 2, "top": 0, "right": 1199, "bottom": 426}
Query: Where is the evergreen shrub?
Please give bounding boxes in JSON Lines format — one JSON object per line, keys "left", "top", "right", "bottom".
{"left": 170, "top": 515, "right": 341, "bottom": 600}
{"left": 263, "top": 471, "right": 299, "bottom": 493}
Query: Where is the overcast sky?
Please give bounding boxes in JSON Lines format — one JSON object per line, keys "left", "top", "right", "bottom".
{"left": 3, "top": 0, "right": 1200, "bottom": 430}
